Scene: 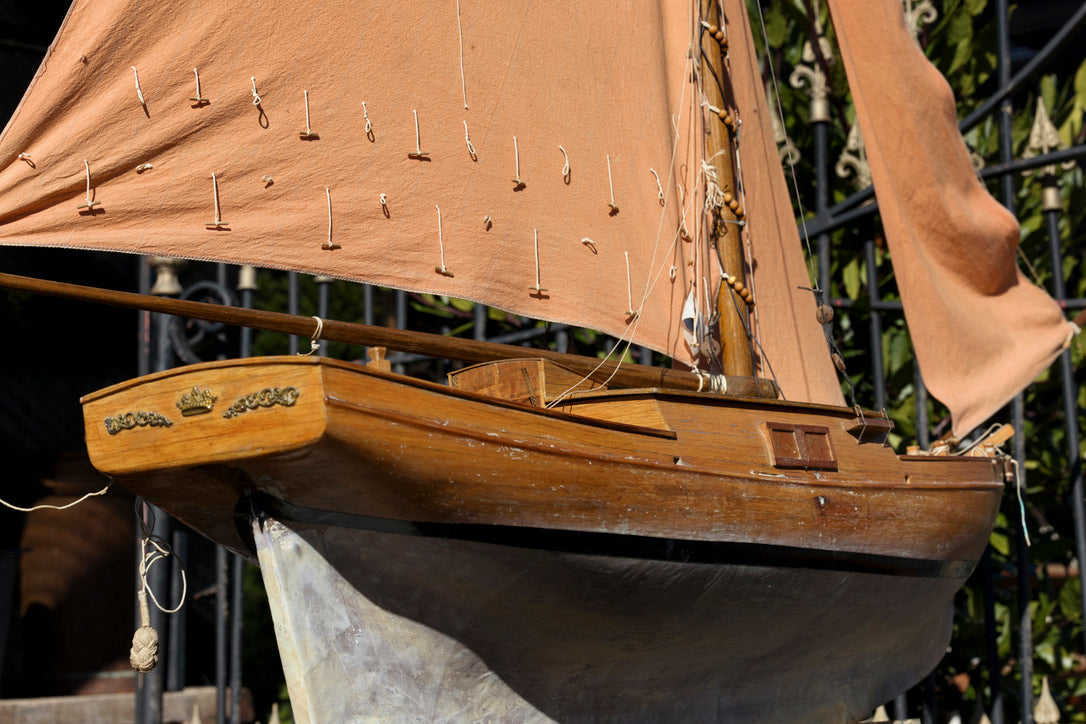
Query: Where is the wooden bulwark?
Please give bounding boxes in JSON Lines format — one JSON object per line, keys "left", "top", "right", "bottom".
{"left": 82, "top": 356, "right": 1004, "bottom": 565}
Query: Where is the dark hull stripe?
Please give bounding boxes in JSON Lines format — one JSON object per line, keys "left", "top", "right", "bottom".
{"left": 245, "top": 492, "right": 976, "bottom": 579}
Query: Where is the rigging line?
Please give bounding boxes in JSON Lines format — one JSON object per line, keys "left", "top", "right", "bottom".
{"left": 753, "top": 1, "right": 821, "bottom": 294}
{"left": 548, "top": 6, "right": 698, "bottom": 404}
{"left": 637, "top": 0, "right": 696, "bottom": 259}
{"left": 545, "top": 287, "right": 659, "bottom": 407}
{"left": 696, "top": 36, "right": 728, "bottom": 107}
{"left": 731, "top": 114, "right": 764, "bottom": 361}
{"left": 637, "top": 17, "right": 697, "bottom": 316}
{"left": 550, "top": 129, "right": 698, "bottom": 402}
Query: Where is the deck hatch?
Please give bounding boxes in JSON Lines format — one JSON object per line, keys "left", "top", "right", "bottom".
{"left": 763, "top": 422, "right": 837, "bottom": 471}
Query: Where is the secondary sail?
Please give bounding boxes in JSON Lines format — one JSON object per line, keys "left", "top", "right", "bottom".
{"left": 826, "top": 0, "right": 1076, "bottom": 434}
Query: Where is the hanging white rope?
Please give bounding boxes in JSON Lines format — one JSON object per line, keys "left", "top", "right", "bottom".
{"left": 130, "top": 532, "right": 187, "bottom": 673}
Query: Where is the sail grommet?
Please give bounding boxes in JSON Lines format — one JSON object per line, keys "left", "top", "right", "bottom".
{"left": 262, "top": 175, "right": 273, "bottom": 187}
{"left": 17, "top": 153, "right": 35, "bottom": 168}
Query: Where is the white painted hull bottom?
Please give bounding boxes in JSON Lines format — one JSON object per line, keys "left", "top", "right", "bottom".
{"left": 253, "top": 517, "right": 959, "bottom": 723}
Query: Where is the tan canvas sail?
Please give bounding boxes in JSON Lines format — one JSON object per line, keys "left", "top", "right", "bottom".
{"left": 0, "top": 0, "right": 842, "bottom": 405}
{"left": 826, "top": 0, "right": 1077, "bottom": 434}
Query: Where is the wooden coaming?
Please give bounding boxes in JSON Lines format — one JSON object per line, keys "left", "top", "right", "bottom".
{"left": 82, "top": 356, "right": 1003, "bottom": 564}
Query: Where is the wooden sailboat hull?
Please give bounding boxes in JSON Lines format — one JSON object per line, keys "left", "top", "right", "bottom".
{"left": 81, "top": 356, "right": 1005, "bottom": 721}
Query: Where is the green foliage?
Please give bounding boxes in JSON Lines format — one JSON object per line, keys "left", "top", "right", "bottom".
{"left": 760, "top": 0, "right": 1086, "bottom": 719}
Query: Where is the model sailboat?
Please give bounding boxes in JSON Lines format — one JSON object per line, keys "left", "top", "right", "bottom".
{"left": 0, "top": 0, "right": 1077, "bottom": 720}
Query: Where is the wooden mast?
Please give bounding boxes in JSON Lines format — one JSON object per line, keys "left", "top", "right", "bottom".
{"left": 699, "top": 0, "right": 754, "bottom": 378}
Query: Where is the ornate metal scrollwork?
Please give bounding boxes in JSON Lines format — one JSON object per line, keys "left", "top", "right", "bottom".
{"left": 104, "top": 411, "right": 174, "bottom": 435}
{"left": 788, "top": 13, "right": 834, "bottom": 124}
{"left": 168, "top": 279, "right": 237, "bottom": 364}
{"left": 221, "top": 387, "right": 300, "bottom": 419}
{"left": 902, "top": 0, "right": 938, "bottom": 42}
{"left": 835, "top": 124, "right": 871, "bottom": 189}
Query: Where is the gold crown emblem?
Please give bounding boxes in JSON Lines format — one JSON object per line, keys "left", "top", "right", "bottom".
{"left": 176, "top": 386, "right": 217, "bottom": 416}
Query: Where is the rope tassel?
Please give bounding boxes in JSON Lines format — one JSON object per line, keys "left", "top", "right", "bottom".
{"left": 130, "top": 589, "right": 159, "bottom": 673}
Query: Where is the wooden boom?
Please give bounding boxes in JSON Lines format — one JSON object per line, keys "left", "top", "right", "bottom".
{"left": 0, "top": 271, "right": 778, "bottom": 398}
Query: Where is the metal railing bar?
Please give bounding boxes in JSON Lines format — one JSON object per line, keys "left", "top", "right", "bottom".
{"left": 802, "top": 144, "right": 1086, "bottom": 239}
{"left": 959, "top": 2, "right": 1086, "bottom": 133}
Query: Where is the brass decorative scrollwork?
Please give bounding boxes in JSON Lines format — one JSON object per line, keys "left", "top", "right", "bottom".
{"left": 221, "top": 387, "right": 300, "bottom": 419}
{"left": 104, "top": 411, "right": 174, "bottom": 435}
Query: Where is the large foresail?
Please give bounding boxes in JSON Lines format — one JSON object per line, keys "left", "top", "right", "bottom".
{"left": 0, "top": 0, "right": 842, "bottom": 404}
{"left": 826, "top": 0, "right": 1076, "bottom": 435}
